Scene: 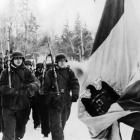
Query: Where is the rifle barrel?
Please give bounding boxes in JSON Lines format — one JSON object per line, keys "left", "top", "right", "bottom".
{"left": 48, "top": 43, "right": 60, "bottom": 95}
{"left": 7, "top": 28, "right": 11, "bottom": 88}
{"left": 0, "top": 44, "right": 4, "bottom": 69}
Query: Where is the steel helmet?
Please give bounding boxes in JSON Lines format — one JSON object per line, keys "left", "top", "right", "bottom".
{"left": 55, "top": 53, "right": 68, "bottom": 63}
{"left": 11, "top": 51, "right": 25, "bottom": 61}
{"left": 36, "top": 63, "right": 43, "bottom": 68}
{"left": 24, "top": 60, "right": 32, "bottom": 66}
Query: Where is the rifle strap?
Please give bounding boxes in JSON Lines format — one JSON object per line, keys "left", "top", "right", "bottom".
{"left": 56, "top": 68, "right": 71, "bottom": 88}
{"left": 57, "top": 72, "right": 69, "bottom": 85}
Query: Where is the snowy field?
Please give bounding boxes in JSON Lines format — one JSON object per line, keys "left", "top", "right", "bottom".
{"left": 0, "top": 102, "right": 133, "bottom": 140}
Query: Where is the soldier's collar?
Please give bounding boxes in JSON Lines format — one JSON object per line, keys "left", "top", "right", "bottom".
{"left": 11, "top": 63, "right": 26, "bottom": 69}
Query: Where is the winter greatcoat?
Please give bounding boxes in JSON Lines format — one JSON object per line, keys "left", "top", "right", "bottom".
{"left": 0, "top": 64, "right": 40, "bottom": 140}
{"left": 43, "top": 66, "right": 80, "bottom": 140}
{"left": 0, "top": 64, "right": 40, "bottom": 111}
{"left": 0, "top": 68, "right": 3, "bottom": 133}
{"left": 43, "top": 66, "right": 80, "bottom": 108}
{"left": 35, "top": 71, "right": 51, "bottom": 136}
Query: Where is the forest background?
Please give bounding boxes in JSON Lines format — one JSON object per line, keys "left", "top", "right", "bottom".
{"left": 0, "top": 0, "right": 105, "bottom": 61}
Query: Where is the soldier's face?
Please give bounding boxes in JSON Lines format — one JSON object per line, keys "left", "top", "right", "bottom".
{"left": 13, "top": 57, "right": 23, "bottom": 66}
{"left": 58, "top": 59, "right": 66, "bottom": 68}
{"left": 26, "top": 65, "right": 32, "bottom": 70}
{"left": 37, "top": 68, "right": 42, "bottom": 73}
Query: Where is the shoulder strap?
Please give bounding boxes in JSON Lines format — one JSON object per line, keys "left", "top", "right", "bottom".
{"left": 57, "top": 68, "right": 70, "bottom": 84}
{"left": 57, "top": 72, "right": 68, "bottom": 84}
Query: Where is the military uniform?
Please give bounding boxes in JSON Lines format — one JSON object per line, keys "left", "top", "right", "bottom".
{"left": 38, "top": 63, "right": 51, "bottom": 137}
{"left": 43, "top": 53, "right": 80, "bottom": 140}
{"left": 0, "top": 58, "right": 4, "bottom": 133}
{"left": 25, "top": 60, "right": 41, "bottom": 129}
{"left": 117, "top": 80, "right": 140, "bottom": 140}
{"left": 31, "top": 63, "right": 42, "bottom": 129}
{"left": 0, "top": 51, "right": 40, "bottom": 140}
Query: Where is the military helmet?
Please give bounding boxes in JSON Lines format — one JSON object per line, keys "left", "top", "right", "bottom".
{"left": 24, "top": 60, "right": 32, "bottom": 66}
{"left": 55, "top": 53, "right": 68, "bottom": 63}
{"left": 11, "top": 51, "right": 25, "bottom": 61}
{"left": 36, "top": 63, "right": 43, "bottom": 68}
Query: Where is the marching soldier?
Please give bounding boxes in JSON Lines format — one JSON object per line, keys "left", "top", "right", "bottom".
{"left": 24, "top": 60, "right": 32, "bottom": 70}
{"left": 31, "top": 62, "right": 44, "bottom": 129}
{"left": 0, "top": 57, "right": 3, "bottom": 73}
{"left": 39, "top": 63, "right": 52, "bottom": 138}
{"left": 24, "top": 60, "right": 41, "bottom": 129}
{"left": 0, "top": 57, "right": 4, "bottom": 133}
{"left": 0, "top": 51, "right": 40, "bottom": 140}
{"left": 43, "top": 53, "right": 80, "bottom": 140}
{"left": 4, "top": 56, "right": 8, "bottom": 69}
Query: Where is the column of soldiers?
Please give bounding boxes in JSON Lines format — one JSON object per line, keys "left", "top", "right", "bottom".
{"left": 24, "top": 60, "right": 51, "bottom": 137}
{"left": 0, "top": 51, "right": 80, "bottom": 140}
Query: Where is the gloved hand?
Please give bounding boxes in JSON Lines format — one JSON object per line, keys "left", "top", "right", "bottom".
{"left": 1, "top": 85, "right": 14, "bottom": 95}
{"left": 27, "top": 83, "right": 36, "bottom": 90}
{"left": 39, "top": 89, "right": 44, "bottom": 95}
{"left": 27, "top": 88, "right": 35, "bottom": 97}
{"left": 72, "top": 94, "right": 78, "bottom": 102}
{"left": 21, "top": 84, "right": 28, "bottom": 90}
{"left": 50, "top": 92, "right": 61, "bottom": 101}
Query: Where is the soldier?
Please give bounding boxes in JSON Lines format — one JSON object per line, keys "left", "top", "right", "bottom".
{"left": 0, "top": 57, "right": 3, "bottom": 73}
{"left": 39, "top": 63, "right": 51, "bottom": 138}
{"left": 43, "top": 53, "right": 80, "bottom": 140}
{"left": 0, "top": 57, "right": 4, "bottom": 133}
{"left": 4, "top": 56, "right": 8, "bottom": 69}
{"left": 24, "top": 60, "right": 32, "bottom": 70}
{"left": 24, "top": 59, "right": 37, "bottom": 126}
{"left": 24, "top": 60, "right": 41, "bottom": 129}
{"left": 31, "top": 62, "right": 44, "bottom": 129}
{"left": 0, "top": 51, "right": 40, "bottom": 140}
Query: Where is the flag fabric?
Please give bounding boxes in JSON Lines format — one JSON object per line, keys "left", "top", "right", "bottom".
{"left": 82, "top": 0, "right": 140, "bottom": 92}
{"left": 78, "top": 0, "right": 140, "bottom": 139}
{"left": 91, "top": 0, "right": 124, "bottom": 54}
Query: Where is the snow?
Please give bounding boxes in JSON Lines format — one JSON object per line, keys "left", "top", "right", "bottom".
{"left": 0, "top": 60, "right": 134, "bottom": 140}
{"left": 0, "top": 103, "right": 133, "bottom": 140}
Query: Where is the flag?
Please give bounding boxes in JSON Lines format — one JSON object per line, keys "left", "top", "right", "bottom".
{"left": 82, "top": 0, "right": 140, "bottom": 92}
{"left": 91, "top": 0, "right": 124, "bottom": 54}
{"left": 78, "top": 0, "right": 140, "bottom": 139}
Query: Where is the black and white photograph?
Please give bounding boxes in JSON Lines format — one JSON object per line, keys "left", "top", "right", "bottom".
{"left": 0, "top": 0, "right": 140, "bottom": 140}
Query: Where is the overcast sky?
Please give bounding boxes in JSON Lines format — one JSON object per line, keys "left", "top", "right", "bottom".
{"left": 0, "top": 0, "right": 106, "bottom": 36}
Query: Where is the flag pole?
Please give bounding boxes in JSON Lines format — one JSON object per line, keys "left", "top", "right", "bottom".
{"left": 7, "top": 27, "right": 11, "bottom": 88}
{"left": 0, "top": 43, "right": 4, "bottom": 69}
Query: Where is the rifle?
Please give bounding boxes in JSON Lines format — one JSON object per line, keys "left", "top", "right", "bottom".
{"left": 48, "top": 43, "right": 60, "bottom": 96}
{"left": 7, "top": 28, "right": 11, "bottom": 88}
{"left": 32, "top": 53, "right": 36, "bottom": 71}
{"left": 42, "top": 60, "right": 46, "bottom": 77}
{"left": 0, "top": 43, "right": 4, "bottom": 69}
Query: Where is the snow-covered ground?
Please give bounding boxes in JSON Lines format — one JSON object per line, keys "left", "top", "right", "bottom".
{"left": 0, "top": 102, "right": 133, "bottom": 140}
